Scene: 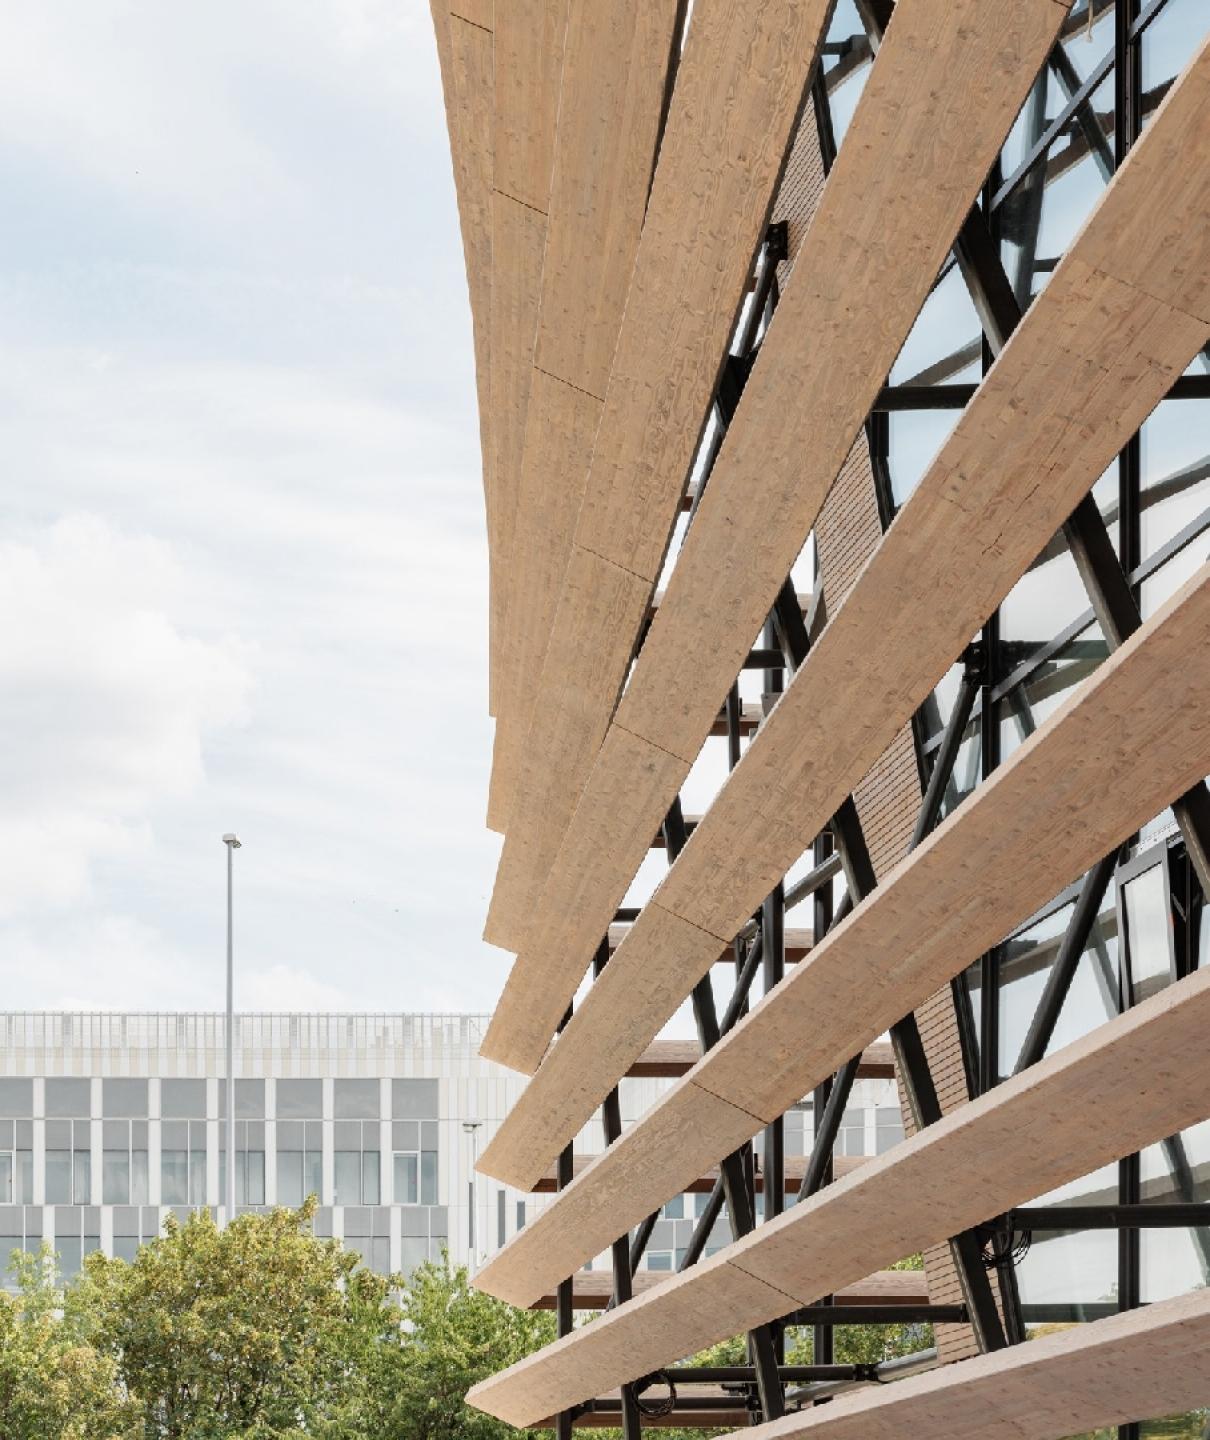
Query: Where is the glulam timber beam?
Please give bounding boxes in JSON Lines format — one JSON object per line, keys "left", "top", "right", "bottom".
{"left": 468, "top": 961, "right": 1210, "bottom": 1424}
{"left": 482, "top": 0, "right": 1075, "bottom": 1072}
{"left": 477, "top": 36, "right": 1210, "bottom": 1185}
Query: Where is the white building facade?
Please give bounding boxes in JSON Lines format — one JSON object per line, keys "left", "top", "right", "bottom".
{"left": 0, "top": 1011, "right": 899, "bottom": 1283}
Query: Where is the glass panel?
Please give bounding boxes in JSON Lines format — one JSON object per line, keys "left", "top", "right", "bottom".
{"left": 420, "top": 1150, "right": 438, "bottom": 1206}
{"left": 304, "top": 1150, "right": 322, "bottom": 1203}
{"left": 160, "top": 1079, "right": 206, "bottom": 1118}
{"left": 277, "top": 1149, "right": 303, "bottom": 1207}
{"left": 46, "top": 1151, "right": 72, "bottom": 1205}
{"left": 132, "top": 1148, "right": 149, "bottom": 1205}
{"left": 73, "top": 1150, "right": 90, "bottom": 1205}
{"left": 45, "top": 1078, "right": 90, "bottom": 1117}
{"left": 0, "top": 1080, "right": 33, "bottom": 1116}
{"left": 1142, "top": 0, "right": 1210, "bottom": 98}
{"left": 276, "top": 1079, "right": 322, "bottom": 1119}
{"left": 103, "top": 1151, "right": 130, "bottom": 1205}
{"left": 395, "top": 1153, "right": 418, "bottom": 1205}
{"left": 1016, "top": 1163, "right": 1119, "bottom": 1326}
{"left": 999, "top": 535, "right": 1094, "bottom": 664}
{"left": 998, "top": 622, "right": 1108, "bottom": 762}
{"left": 0, "top": 1155, "right": 11, "bottom": 1204}
{"left": 400, "top": 1235, "right": 428, "bottom": 1274}
{"left": 334, "top": 1080, "right": 379, "bottom": 1119}
{"left": 244, "top": 1151, "right": 265, "bottom": 1207}
{"left": 56, "top": 1234, "right": 82, "bottom": 1280}
{"left": 113, "top": 1235, "right": 140, "bottom": 1263}
{"left": 17, "top": 1152, "right": 32, "bottom": 1205}
{"left": 362, "top": 1151, "right": 380, "bottom": 1207}
{"left": 392, "top": 1079, "right": 439, "bottom": 1120}
{"left": 102, "top": 1079, "right": 148, "bottom": 1118}
{"left": 1140, "top": 400, "right": 1210, "bottom": 561}
{"left": 1124, "top": 863, "right": 1173, "bottom": 1005}
{"left": 162, "top": 1151, "right": 188, "bottom": 1206}
{"left": 190, "top": 1149, "right": 207, "bottom": 1206}
{"left": 335, "top": 1151, "right": 362, "bottom": 1206}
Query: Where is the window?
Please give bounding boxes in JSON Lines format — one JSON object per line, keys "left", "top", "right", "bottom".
{"left": 0, "top": 1205, "right": 42, "bottom": 1283}
{"left": 160, "top": 1079, "right": 206, "bottom": 1118}
{"left": 45, "top": 1078, "right": 89, "bottom": 1118}
{"left": 45, "top": 1120, "right": 91, "bottom": 1204}
{"left": 1122, "top": 857, "right": 1175, "bottom": 1006}
{"left": 0, "top": 1080, "right": 32, "bottom": 1117}
{"left": 218, "top": 1080, "right": 265, "bottom": 1119}
{"left": 838, "top": 1106, "right": 866, "bottom": 1157}
{"left": 160, "top": 1120, "right": 207, "bottom": 1205}
{"left": 0, "top": 1120, "right": 33, "bottom": 1204}
{"left": 276, "top": 1120, "right": 323, "bottom": 1206}
{"left": 218, "top": 1121, "right": 266, "bottom": 1206}
{"left": 392, "top": 1078, "right": 438, "bottom": 1120}
{"left": 516, "top": 1200, "right": 526, "bottom": 1231}
{"left": 661, "top": 1195, "right": 684, "bottom": 1220}
{"left": 875, "top": 1107, "right": 904, "bottom": 1156}
{"left": 497, "top": 1189, "right": 506, "bottom": 1248}
{"left": 102, "top": 1079, "right": 148, "bottom": 1118}
{"left": 102, "top": 1121, "right": 149, "bottom": 1205}
{"left": 276, "top": 1079, "right": 322, "bottom": 1119}
{"left": 342, "top": 1206, "right": 390, "bottom": 1274}
{"left": 53, "top": 1206, "right": 100, "bottom": 1280}
{"left": 334, "top": 1079, "right": 379, "bottom": 1120}
{"left": 334, "top": 1121, "right": 380, "bottom": 1206}
{"left": 392, "top": 1120, "right": 437, "bottom": 1205}
{"left": 112, "top": 1205, "right": 159, "bottom": 1263}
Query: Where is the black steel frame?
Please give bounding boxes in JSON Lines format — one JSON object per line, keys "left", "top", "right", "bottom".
{"left": 543, "top": 1, "right": 1210, "bottom": 1430}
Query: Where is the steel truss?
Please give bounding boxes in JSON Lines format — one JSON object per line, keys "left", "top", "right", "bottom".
{"left": 544, "top": 0, "right": 1210, "bottom": 1430}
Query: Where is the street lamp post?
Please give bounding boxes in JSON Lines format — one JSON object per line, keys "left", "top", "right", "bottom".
{"left": 222, "top": 833, "right": 241, "bottom": 1227}
{"left": 463, "top": 1121, "right": 483, "bottom": 1273}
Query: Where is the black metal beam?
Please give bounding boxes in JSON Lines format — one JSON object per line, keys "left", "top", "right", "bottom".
{"left": 1011, "top": 1204, "right": 1210, "bottom": 1230}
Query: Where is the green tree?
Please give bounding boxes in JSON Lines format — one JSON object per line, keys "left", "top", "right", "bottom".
{"left": 70, "top": 1199, "right": 395, "bottom": 1439}
{"left": 0, "top": 1247, "right": 135, "bottom": 1440}
{"left": 365, "top": 1254, "right": 554, "bottom": 1440}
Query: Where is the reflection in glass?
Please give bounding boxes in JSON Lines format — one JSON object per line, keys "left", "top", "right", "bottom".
{"left": 998, "top": 898, "right": 1119, "bottom": 1078}
{"left": 998, "top": 623, "right": 1107, "bottom": 763}
{"left": 1123, "top": 863, "right": 1173, "bottom": 1005}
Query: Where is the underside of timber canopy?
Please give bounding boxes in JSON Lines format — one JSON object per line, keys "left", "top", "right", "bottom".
{"left": 428, "top": 0, "right": 1210, "bottom": 1434}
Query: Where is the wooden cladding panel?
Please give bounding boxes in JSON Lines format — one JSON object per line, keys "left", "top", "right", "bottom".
{"left": 469, "top": 963, "right": 1210, "bottom": 1423}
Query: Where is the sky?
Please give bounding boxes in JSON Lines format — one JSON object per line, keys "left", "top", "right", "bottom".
{"left": 0, "top": 1, "right": 506, "bottom": 1013}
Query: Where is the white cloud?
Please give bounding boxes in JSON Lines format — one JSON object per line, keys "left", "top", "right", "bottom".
{"left": 0, "top": 515, "right": 250, "bottom": 916}
{"left": 240, "top": 962, "right": 349, "bottom": 1011}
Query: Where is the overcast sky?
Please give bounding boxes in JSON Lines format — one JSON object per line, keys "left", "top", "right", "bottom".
{"left": 0, "top": 1, "right": 507, "bottom": 1013}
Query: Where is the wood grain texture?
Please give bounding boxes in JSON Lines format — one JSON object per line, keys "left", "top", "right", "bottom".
{"left": 489, "top": 0, "right": 682, "bottom": 827}
{"left": 484, "top": 189, "right": 547, "bottom": 830}
{"left": 534, "top": 0, "right": 683, "bottom": 400}
{"left": 481, "top": 544, "right": 650, "bottom": 947}
{"left": 493, "top": 0, "right": 568, "bottom": 211}
{"left": 469, "top": 961, "right": 1210, "bottom": 1421}
{"left": 484, "top": 723, "right": 691, "bottom": 1071}
{"left": 482, "top": 35, "right": 1210, "bottom": 1125}
{"left": 428, "top": 6, "right": 496, "bottom": 703}
{"left": 483, "top": 0, "right": 835, "bottom": 949}
{"left": 473, "top": 561, "right": 1210, "bottom": 1274}
{"left": 530, "top": 1150, "right": 869, "bottom": 1195}
{"left": 491, "top": 371, "right": 603, "bottom": 830}
{"left": 532, "top": 1261, "right": 924, "bottom": 1310}
{"left": 480, "top": 905, "right": 728, "bottom": 1184}
{"left": 483, "top": 0, "right": 1071, "bottom": 1056}
{"left": 699, "top": 1290, "right": 1210, "bottom": 1440}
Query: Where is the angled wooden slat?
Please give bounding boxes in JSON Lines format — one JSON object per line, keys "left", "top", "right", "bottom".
{"left": 531, "top": 1262, "right": 926, "bottom": 1311}
{"left": 483, "top": 0, "right": 837, "bottom": 945}
{"left": 489, "top": 0, "right": 683, "bottom": 828}
{"left": 683, "top": 1292, "right": 1210, "bottom": 1440}
{"left": 482, "top": 0, "right": 1074, "bottom": 1066}
{"left": 531, "top": 1150, "right": 868, "bottom": 1194}
{"left": 468, "top": 961, "right": 1210, "bottom": 1424}
{"left": 428, "top": 5, "right": 496, "bottom": 703}
{"left": 476, "top": 35, "right": 1210, "bottom": 1168}
{"left": 484, "top": 0, "right": 569, "bottom": 817}
{"left": 624, "top": 1037, "right": 893, "bottom": 1079}
{"left": 476, "top": 553, "right": 1210, "bottom": 1272}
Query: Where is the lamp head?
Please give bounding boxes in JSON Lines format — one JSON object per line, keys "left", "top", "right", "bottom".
{"left": 222, "top": 833, "right": 242, "bottom": 849}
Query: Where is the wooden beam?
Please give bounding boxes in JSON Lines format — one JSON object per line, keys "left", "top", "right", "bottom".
{"left": 483, "top": 0, "right": 837, "bottom": 944}
{"left": 531, "top": 1150, "right": 868, "bottom": 1194}
{"left": 531, "top": 1262, "right": 925, "bottom": 1311}
{"left": 489, "top": 0, "right": 683, "bottom": 828}
{"left": 477, "top": 36, "right": 1210, "bottom": 1171}
{"left": 468, "top": 962, "right": 1210, "bottom": 1424}
{"left": 428, "top": 5, "right": 496, "bottom": 704}
{"left": 476, "top": 553, "right": 1210, "bottom": 1278}
{"left": 483, "top": 0, "right": 570, "bottom": 819}
{"left": 586, "top": 1291, "right": 1210, "bottom": 1440}
{"left": 481, "top": 0, "right": 1074, "bottom": 1067}
{"left": 623, "top": 1037, "right": 893, "bottom": 1080}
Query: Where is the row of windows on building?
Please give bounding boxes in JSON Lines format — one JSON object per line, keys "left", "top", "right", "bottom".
{"left": 0, "top": 1077, "right": 441, "bottom": 1211}
{"left": 0, "top": 1202, "right": 450, "bottom": 1281}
